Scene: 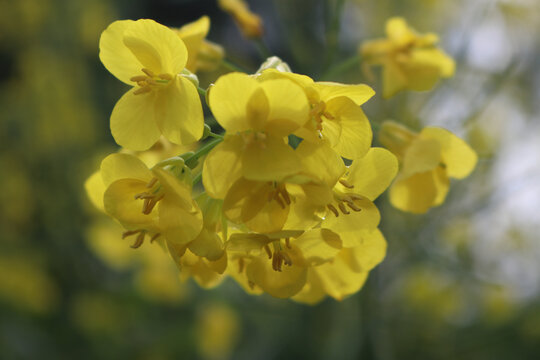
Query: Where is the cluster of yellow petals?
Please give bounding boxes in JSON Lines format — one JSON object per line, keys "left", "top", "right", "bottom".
{"left": 379, "top": 121, "right": 478, "bottom": 214}
{"left": 217, "top": 0, "right": 264, "bottom": 38}
{"left": 87, "top": 15, "right": 477, "bottom": 304}
{"left": 361, "top": 17, "right": 455, "bottom": 98}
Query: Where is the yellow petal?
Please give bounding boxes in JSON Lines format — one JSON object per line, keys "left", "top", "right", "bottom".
{"left": 246, "top": 252, "right": 307, "bottom": 298}
{"left": 292, "top": 270, "right": 327, "bottom": 305}
{"left": 259, "top": 79, "right": 310, "bottom": 136}
{"left": 155, "top": 76, "right": 204, "bottom": 145}
{"left": 223, "top": 178, "right": 289, "bottom": 233}
{"left": 246, "top": 87, "right": 270, "bottom": 131}
{"left": 420, "top": 127, "right": 477, "bottom": 179}
{"left": 209, "top": 72, "right": 258, "bottom": 132}
{"left": 325, "top": 96, "right": 372, "bottom": 159}
{"left": 323, "top": 196, "right": 380, "bottom": 246}
{"left": 241, "top": 135, "right": 302, "bottom": 182}
{"left": 295, "top": 141, "right": 345, "bottom": 187}
{"left": 386, "top": 17, "right": 416, "bottom": 46}
{"left": 123, "top": 19, "right": 187, "bottom": 75}
{"left": 100, "top": 153, "right": 152, "bottom": 187}
{"left": 175, "top": 16, "right": 210, "bottom": 71}
{"left": 345, "top": 147, "right": 398, "bottom": 201}
{"left": 315, "top": 82, "right": 375, "bottom": 105}
{"left": 401, "top": 137, "right": 441, "bottom": 178}
{"left": 99, "top": 20, "right": 142, "bottom": 85}
{"left": 432, "top": 165, "right": 450, "bottom": 206}
{"left": 158, "top": 197, "right": 203, "bottom": 245}
{"left": 110, "top": 88, "right": 161, "bottom": 151}
{"left": 202, "top": 135, "right": 244, "bottom": 199}
{"left": 346, "top": 228, "right": 387, "bottom": 272}
{"left": 293, "top": 229, "right": 341, "bottom": 266}
{"left": 389, "top": 171, "right": 437, "bottom": 214}
{"left": 383, "top": 59, "right": 408, "bottom": 98}
{"left": 85, "top": 171, "right": 106, "bottom": 211}
{"left": 152, "top": 167, "right": 192, "bottom": 210}
{"left": 226, "top": 233, "right": 272, "bottom": 252}
{"left": 400, "top": 50, "right": 447, "bottom": 92}
{"left": 310, "top": 252, "right": 369, "bottom": 301}
{"left": 103, "top": 178, "right": 158, "bottom": 229}
{"left": 189, "top": 229, "right": 224, "bottom": 261}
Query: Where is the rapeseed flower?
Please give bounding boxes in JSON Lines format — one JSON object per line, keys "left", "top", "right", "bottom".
{"left": 379, "top": 121, "right": 477, "bottom": 213}
{"left": 361, "top": 17, "right": 455, "bottom": 98}
{"left": 99, "top": 19, "right": 203, "bottom": 150}
{"left": 218, "top": 0, "right": 263, "bottom": 38}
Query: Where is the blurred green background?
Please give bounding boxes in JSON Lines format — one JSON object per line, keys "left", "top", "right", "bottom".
{"left": 1, "top": 0, "right": 540, "bottom": 359}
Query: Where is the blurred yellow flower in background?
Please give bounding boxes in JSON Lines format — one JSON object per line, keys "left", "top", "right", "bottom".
{"left": 218, "top": 0, "right": 263, "bottom": 38}
{"left": 379, "top": 121, "right": 477, "bottom": 213}
{"left": 361, "top": 17, "right": 455, "bottom": 98}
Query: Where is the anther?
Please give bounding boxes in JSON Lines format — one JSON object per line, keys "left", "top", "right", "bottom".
{"left": 285, "top": 237, "right": 291, "bottom": 249}
{"left": 238, "top": 258, "right": 245, "bottom": 273}
{"left": 141, "top": 68, "right": 155, "bottom": 77}
{"left": 134, "top": 86, "right": 152, "bottom": 95}
{"left": 264, "top": 245, "right": 272, "bottom": 259}
{"left": 130, "top": 231, "right": 146, "bottom": 249}
{"left": 327, "top": 204, "right": 339, "bottom": 217}
{"left": 122, "top": 230, "right": 141, "bottom": 239}
{"left": 274, "top": 193, "right": 285, "bottom": 209}
{"left": 338, "top": 202, "right": 350, "bottom": 215}
{"left": 130, "top": 75, "right": 147, "bottom": 82}
{"left": 150, "top": 233, "right": 161, "bottom": 243}
{"left": 280, "top": 188, "right": 291, "bottom": 205}
{"left": 339, "top": 179, "right": 354, "bottom": 189}
{"left": 158, "top": 73, "right": 173, "bottom": 80}
{"left": 347, "top": 202, "right": 362, "bottom": 212}
{"left": 322, "top": 111, "right": 334, "bottom": 120}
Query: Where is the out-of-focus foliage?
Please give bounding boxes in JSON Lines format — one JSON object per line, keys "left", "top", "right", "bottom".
{"left": 1, "top": 0, "right": 540, "bottom": 359}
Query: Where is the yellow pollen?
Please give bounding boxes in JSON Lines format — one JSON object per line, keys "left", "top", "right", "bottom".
{"left": 134, "top": 178, "right": 164, "bottom": 214}
{"left": 130, "top": 75, "right": 148, "bottom": 82}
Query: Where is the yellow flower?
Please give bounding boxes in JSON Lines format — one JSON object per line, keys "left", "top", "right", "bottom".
{"left": 361, "top": 17, "right": 455, "bottom": 98}
{"left": 173, "top": 16, "right": 225, "bottom": 73}
{"left": 293, "top": 229, "right": 387, "bottom": 304}
{"left": 99, "top": 19, "right": 204, "bottom": 150}
{"left": 225, "top": 229, "right": 342, "bottom": 298}
{"left": 202, "top": 72, "right": 310, "bottom": 199}
{"left": 258, "top": 69, "right": 375, "bottom": 159}
{"left": 85, "top": 153, "right": 203, "bottom": 247}
{"left": 379, "top": 121, "right": 478, "bottom": 213}
{"left": 218, "top": 0, "right": 263, "bottom": 38}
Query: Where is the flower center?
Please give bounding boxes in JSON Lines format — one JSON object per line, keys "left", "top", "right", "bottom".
{"left": 130, "top": 68, "right": 173, "bottom": 95}
{"left": 263, "top": 239, "right": 293, "bottom": 272}
{"left": 122, "top": 229, "right": 161, "bottom": 249}
{"left": 268, "top": 182, "right": 291, "bottom": 209}
{"left": 326, "top": 193, "right": 363, "bottom": 217}
{"left": 310, "top": 101, "right": 334, "bottom": 133}
{"left": 134, "top": 177, "right": 164, "bottom": 214}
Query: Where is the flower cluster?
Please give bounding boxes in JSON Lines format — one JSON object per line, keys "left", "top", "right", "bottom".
{"left": 86, "top": 14, "right": 477, "bottom": 303}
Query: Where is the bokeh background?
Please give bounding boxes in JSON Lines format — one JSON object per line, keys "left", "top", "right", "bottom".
{"left": 1, "top": 0, "right": 540, "bottom": 359}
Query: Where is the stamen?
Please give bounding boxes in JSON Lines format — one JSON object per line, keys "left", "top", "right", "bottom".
{"left": 338, "top": 202, "right": 350, "bottom": 215}
{"left": 141, "top": 68, "right": 155, "bottom": 77}
{"left": 134, "top": 86, "right": 152, "bottom": 95}
{"left": 339, "top": 179, "right": 354, "bottom": 189}
{"left": 130, "top": 75, "right": 147, "bottom": 82}
{"left": 281, "top": 252, "right": 292, "bottom": 266}
{"left": 280, "top": 188, "right": 291, "bottom": 205}
{"left": 150, "top": 233, "right": 161, "bottom": 242}
{"left": 248, "top": 280, "right": 256, "bottom": 289}
{"left": 272, "top": 254, "right": 280, "bottom": 271}
{"left": 130, "top": 231, "right": 146, "bottom": 249}
{"left": 285, "top": 237, "right": 291, "bottom": 249}
{"left": 322, "top": 111, "right": 334, "bottom": 120}
{"left": 327, "top": 204, "right": 339, "bottom": 217}
{"left": 145, "top": 78, "right": 157, "bottom": 85}
{"left": 122, "top": 230, "right": 141, "bottom": 239}
{"left": 147, "top": 177, "right": 158, "bottom": 188}
{"left": 158, "top": 73, "right": 173, "bottom": 80}
{"left": 238, "top": 258, "right": 245, "bottom": 273}
{"left": 263, "top": 245, "right": 272, "bottom": 259}
{"left": 347, "top": 202, "right": 362, "bottom": 212}
{"left": 274, "top": 193, "right": 285, "bottom": 209}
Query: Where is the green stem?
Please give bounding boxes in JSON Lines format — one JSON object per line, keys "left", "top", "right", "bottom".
{"left": 323, "top": 0, "right": 347, "bottom": 72}
{"left": 206, "top": 131, "right": 224, "bottom": 139}
{"left": 197, "top": 86, "right": 207, "bottom": 97}
{"left": 192, "top": 171, "right": 202, "bottom": 186}
{"left": 184, "top": 137, "right": 223, "bottom": 169}
{"left": 320, "top": 54, "right": 361, "bottom": 80}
